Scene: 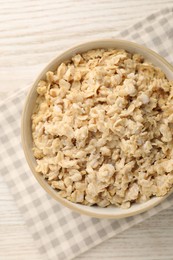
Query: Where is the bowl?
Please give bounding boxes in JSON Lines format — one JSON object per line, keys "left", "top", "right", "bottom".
{"left": 21, "top": 39, "right": 173, "bottom": 219}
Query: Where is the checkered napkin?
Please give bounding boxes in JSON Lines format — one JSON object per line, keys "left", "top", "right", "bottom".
{"left": 0, "top": 8, "right": 173, "bottom": 260}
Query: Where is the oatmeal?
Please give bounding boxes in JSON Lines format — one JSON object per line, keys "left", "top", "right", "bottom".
{"left": 31, "top": 48, "right": 173, "bottom": 208}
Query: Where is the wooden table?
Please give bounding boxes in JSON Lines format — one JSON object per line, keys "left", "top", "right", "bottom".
{"left": 1, "top": 1, "right": 173, "bottom": 259}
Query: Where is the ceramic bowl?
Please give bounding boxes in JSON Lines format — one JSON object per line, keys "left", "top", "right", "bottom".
{"left": 21, "top": 39, "right": 173, "bottom": 218}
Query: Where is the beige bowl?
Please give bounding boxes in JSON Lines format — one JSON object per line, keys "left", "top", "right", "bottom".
{"left": 21, "top": 39, "right": 173, "bottom": 219}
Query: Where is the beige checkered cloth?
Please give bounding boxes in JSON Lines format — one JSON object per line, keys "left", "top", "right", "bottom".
{"left": 0, "top": 7, "right": 173, "bottom": 260}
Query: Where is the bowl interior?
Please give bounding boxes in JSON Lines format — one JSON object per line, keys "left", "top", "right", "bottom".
{"left": 21, "top": 39, "right": 173, "bottom": 218}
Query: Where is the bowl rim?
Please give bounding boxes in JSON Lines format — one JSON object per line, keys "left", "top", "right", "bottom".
{"left": 21, "top": 38, "right": 173, "bottom": 219}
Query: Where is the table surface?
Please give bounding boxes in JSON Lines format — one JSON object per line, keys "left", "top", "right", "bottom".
{"left": 1, "top": 1, "right": 173, "bottom": 259}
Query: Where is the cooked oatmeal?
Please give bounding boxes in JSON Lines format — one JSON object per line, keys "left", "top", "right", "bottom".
{"left": 31, "top": 48, "right": 173, "bottom": 208}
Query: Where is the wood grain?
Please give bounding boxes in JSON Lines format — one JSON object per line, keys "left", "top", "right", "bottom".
{"left": 1, "top": 1, "right": 173, "bottom": 259}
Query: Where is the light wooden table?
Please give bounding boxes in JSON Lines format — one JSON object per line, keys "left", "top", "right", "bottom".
{"left": 1, "top": 1, "right": 173, "bottom": 259}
